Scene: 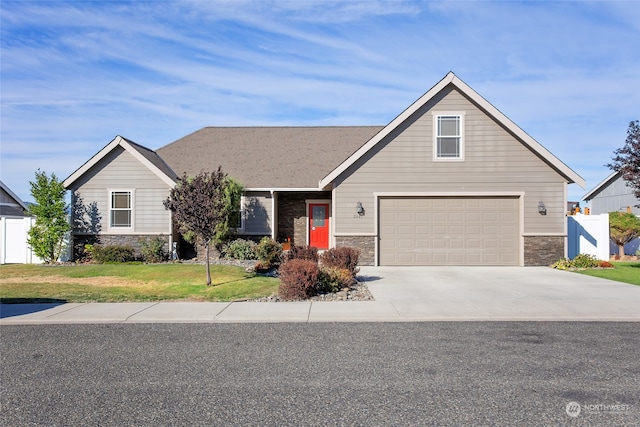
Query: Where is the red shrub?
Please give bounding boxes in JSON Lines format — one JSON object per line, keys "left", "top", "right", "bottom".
{"left": 278, "top": 259, "right": 320, "bottom": 300}
{"left": 286, "top": 245, "right": 319, "bottom": 263}
{"left": 598, "top": 260, "right": 614, "bottom": 268}
{"left": 320, "top": 246, "right": 360, "bottom": 277}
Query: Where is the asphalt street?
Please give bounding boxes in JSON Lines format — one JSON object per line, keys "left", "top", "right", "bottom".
{"left": 1, "top": 322, "right": 638, "bottom": 426}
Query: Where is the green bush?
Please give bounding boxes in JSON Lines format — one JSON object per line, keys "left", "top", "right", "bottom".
{"left": 92, "top": 244, "right": 135, "bottom": 264}
{"left": 139, "top": 236, "right": 167, "bottom": 263}
{"left": 256, "top": 237, "right": 282, "bottom": 269}
{"left": 222, "top": 238, "right": 258, "bottom": 260}
{"left": 278, "top": 259, "right": 320, "bottom": 300}
{"left": 320, "top": 246, "right": 360, "bottom": 277}
{"left": 571, "top": 253, "right": 600, "bottom": 269}
{"left": 318, "top": 267, "right": 355, "bottom": 293}
{"left": 551, "top": 253, "right": 601, "bottom": 270}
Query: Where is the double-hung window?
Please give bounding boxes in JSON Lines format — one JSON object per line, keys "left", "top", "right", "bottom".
{"left": 434, "top": 112, "right": 464, "bottom": 160}
{"left": 110, "top": 190, "right": 132, "bottom": 228}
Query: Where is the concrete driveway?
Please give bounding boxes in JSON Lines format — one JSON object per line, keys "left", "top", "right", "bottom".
{"left": 359, "top": 266, "right": 640, "bottom": 321}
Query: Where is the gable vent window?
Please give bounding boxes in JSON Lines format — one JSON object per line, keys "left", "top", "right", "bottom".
{"left": 110, "top": 190, "right": 132, "bottom": 228}
{"left": 434, "top": 113, "right": 465, "bottom": 160}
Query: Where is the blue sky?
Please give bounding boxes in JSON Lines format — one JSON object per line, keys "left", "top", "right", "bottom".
{"left": 1, "top": 0, "right": 638, "bottom": 204}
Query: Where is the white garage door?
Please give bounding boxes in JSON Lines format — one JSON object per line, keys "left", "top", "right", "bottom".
{"left": 379, "top": 197, "right": 519, "bottom": 266}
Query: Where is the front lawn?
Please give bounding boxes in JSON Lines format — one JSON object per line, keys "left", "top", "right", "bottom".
{"left": 573, "top": 262, "right": 640, "bottom": 286}
{"left": 0, "top": 263, "right": 279, "bottom": 302}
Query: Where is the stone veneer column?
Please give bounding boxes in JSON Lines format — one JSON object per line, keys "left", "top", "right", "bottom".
{"left": 335, "top": 236, "right": 376, "bottom": 266}
{"left": 523, "top": 236, "right": 565, "bottom": 266}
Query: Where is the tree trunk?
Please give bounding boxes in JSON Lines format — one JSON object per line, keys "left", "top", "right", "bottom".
{"left": 205, "top": 242, "right": 212, "bottom": 286}
{"left": 618, "top": 244, "right": 626, "bottom": 257}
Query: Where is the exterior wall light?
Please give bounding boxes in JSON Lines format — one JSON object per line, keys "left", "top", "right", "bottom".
{"left": 538, "top": 201, "right": 547, "bottom": 215}
{"left": 356, "top": 201, "right": 365, "bottom": 216}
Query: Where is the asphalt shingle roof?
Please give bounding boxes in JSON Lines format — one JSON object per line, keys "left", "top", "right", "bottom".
{"left": 156, "top": 126, "right": 383, "bottom": 189}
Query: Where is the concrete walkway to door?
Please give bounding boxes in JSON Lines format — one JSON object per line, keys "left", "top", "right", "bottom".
{"left": 360, "top": 266, "right": 640, "bottom": 321}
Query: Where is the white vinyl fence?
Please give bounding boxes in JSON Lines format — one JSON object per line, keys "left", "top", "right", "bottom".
{"left": 567, "top": 213, "right": 610, "bottom": 261}
{"left": 0, "top": 216, "right": 42, "bottom": 264}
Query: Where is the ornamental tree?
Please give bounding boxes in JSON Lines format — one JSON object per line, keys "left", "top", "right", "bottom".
{"left": 608, "top": 211, "right": 640, "bottom": 257}
{"left": 607, "top": 120, "right": 640, "bottom": 207}
{"left": 163, "top": 167, "right": 242, "bottom": 286}
{"left": 26, "top": 170, "right": 70, "bottom": 263}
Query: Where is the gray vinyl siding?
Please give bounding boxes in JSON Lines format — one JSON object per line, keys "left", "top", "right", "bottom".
{"left": 334, "top": 85, "right": 566, "bottom": 235}
{"left": 69, "top": 146, "right": 172, "bottom": 234}
{"left": 0, "top": 188, "right": 13, "bottom": 205}
{"left": 242, "top": 192, "right": 272, "bottom": 234}
{"left": 589, "top": 176, "right": 640, "bottom": 215}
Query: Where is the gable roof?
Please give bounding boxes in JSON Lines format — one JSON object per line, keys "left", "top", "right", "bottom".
{"left": 582, "top": 171, "right": 623, "bottom": 201}
{"left": 319, "top": 72, "right": 586, "bottom": 189}
{"left": 63, "top": 135, "right": 178, "bottom": 189}
{"left": 0, "top": 180, "right": 28, "bottom": 216}
{"left": 156, "top": 126, "right": 383, "bottom": 189}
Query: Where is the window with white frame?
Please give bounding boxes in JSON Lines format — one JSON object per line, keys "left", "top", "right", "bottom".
{"left": 434, "top": 113, "right": 464, "bottom": 160}
{"left": 110, "top": 190, "right": 132, "bottom": 228}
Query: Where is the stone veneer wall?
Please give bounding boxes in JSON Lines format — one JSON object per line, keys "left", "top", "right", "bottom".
{"left": 72, "top": 234, "right": 170, "bottom": 261}
{"left": 524, "top": 235, "right": 565, "bottom": 266}
{"left": 277, "top": 192, "right": 331, "bottom": 246}
{"left": 335, "top": 236, "right": 376, "bottom": 266}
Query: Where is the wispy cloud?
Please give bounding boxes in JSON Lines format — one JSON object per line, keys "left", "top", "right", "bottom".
{"left": 1, "top": 0, "right": 638, "bottom": 204}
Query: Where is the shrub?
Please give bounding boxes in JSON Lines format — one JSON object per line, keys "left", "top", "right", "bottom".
{"left": 256, "top": 237, "right": 283, "bottom": 269}
{"left": 320, "top": 246, "right": 360, "bottom": 277}
{"left": 286, "top": 245, "right": 319, "bottom": 262}
{"left": 598, "top": 260, "right": 614, "bottom": 268}
{"left": 278, "top": 259, "right": 320, "bottom": 300}
{"left": 318, "top": 267, "right": 355, "bottom": 293}
{"left": 139, "top": 235, "right": 167, "bottom": 263}
{"left": 571, "top": 253, "right": 600, "bottom": 269}
{"left": 551, "top": 254, "right": 601, "bottom": 270}
{"left": 82, "top": 244, "right": 96, "bottom": 263}
{"left": 222, "top": 238, "right": 258, "bottom": 260}
{"left": 92, "top": 244, "right": 135, "bottom": 263}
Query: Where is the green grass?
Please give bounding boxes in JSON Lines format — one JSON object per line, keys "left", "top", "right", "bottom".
{"left": 573, "top": 262, "right": 640, "bottom": 286}
{"left": 0, "top": 263, "right": 279, "bottom": 302}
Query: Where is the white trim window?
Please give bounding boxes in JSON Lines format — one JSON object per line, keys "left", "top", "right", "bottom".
{"left": 433, "top": 112, "right": 465, "bottom": 160}
{"left": 109, "top": 190, "right": 133, "bottom": 229}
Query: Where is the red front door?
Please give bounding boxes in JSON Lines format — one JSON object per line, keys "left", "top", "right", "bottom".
{"left": 309, "top": 203, "right": 329, "bottom": 249}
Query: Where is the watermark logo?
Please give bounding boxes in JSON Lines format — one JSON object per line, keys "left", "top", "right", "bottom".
{"left": 566, "top": 401, "right": 632, "bottom": 417}
{"left": 566, "top": 401, "right": 581, "bottom": 418}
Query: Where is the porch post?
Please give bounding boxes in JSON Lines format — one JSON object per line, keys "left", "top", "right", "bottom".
{"left": 271, "top": 190, "right": 277, "bottom": 240}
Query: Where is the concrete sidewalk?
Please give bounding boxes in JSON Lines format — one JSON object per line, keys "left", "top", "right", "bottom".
{"left": 1, "top": 267, "right": 639, "bottom": 324}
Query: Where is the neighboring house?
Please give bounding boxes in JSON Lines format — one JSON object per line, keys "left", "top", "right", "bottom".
{"left": 582, "top": 171, "right": 640, "bottom": 255}
{"left": 0, "top": 180, "right": 28, "bottom": 217}
{"left": 0, "top": 180, "right": 41, "bottom": 264}
{"left": 582, "top": 171, "right": 640, "bottom": 215}
{"left": 64, "top": 72, "right": 585, "bottom": 266}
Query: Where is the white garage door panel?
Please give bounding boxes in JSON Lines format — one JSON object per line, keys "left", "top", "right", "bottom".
{"left": 379, "top": 197, "right": 519, "bottom": 266}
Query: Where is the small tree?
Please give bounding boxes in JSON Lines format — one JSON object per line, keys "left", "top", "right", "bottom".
{"left": 163, "top": 168, "right": 242, "bottom": 286}
{"left": 608, "top": 211, "right": 640, "bottom": 257}
{"left": 26, "top": 170, "right": 70, "bottom": 263}
{"left": 607, "top": 120, "right": 640, "bottom": 207}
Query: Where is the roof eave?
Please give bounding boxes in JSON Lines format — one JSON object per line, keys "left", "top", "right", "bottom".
{"left": 582, "top": 171, "right": 619, "bottom": 201}
{"left": 0, "top": 180, "right": 28, "bottom": 210}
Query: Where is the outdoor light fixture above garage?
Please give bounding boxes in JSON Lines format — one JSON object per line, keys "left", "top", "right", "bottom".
{"left": 538, "top": 201, "right": 547, "bottom": 215}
